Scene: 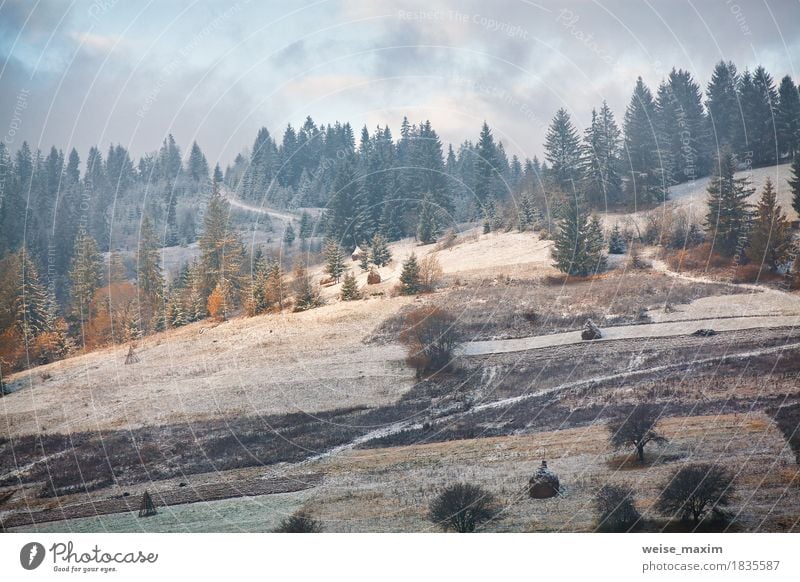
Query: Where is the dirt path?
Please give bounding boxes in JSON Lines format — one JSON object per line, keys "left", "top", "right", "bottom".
{"left": 461, "top": 315, "right": 799, "bottom": 356}
{"left": 221, "top": 186, "right": 297, "bottom": 222}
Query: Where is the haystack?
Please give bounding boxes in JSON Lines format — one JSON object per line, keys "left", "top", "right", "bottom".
{"left": 138, "top": 490, "right": 157, "bottom": 517}
{"left": 124, "top": 344, "right": 140, "bottom": 364}
{"left": 367, "top": 267, "right": 381, "bottom": 285}
{"left": 581, "top": 319, "right": 602, "bottom": 340}
{"left": 528, "top": 460, "right": 560, "bottom": 499}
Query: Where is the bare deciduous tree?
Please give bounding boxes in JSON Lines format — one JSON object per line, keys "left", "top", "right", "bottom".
{"left": 607, "top": 404, "right": 667, "bottom": 463}
{"left": 656, "top": 463, "right": 735, "bottom": 526}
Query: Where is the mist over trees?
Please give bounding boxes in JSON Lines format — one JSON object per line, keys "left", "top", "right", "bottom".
{"left": 0, "top": 58, "right": 798, "bottom": 372}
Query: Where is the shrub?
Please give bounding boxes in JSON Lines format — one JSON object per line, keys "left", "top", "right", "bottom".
{"left": 595, "top": 484, "right": 641, "bottom": 532}
{"left": 274, "top": 508, "right": 323, "bottom": 533}
{"left": 399, "top": 306, "right": 462, "bottom": 376}
{"left": 418, "top": 253, "right": 443, "bottom": 292}
{"left": 655, "top": 463, "right": 735, "bottom": 526}
{"left": 429, "top": 483, "right": 498, "bottom": 532}
{"left": 207, "top": 283, "right": 226, "bottom": 321}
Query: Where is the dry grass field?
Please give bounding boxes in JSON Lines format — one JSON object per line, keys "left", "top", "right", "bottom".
{"left": 3, "top": 225, "right": 800, "bottom": 533}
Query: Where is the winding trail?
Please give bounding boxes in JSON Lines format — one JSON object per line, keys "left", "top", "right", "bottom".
{"left": 221, "top": 186, "right": 297, "bottom": 222}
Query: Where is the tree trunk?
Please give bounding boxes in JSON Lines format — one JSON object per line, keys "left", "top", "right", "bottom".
{"left": 636, "top": 443, "right": 645, "bottom": 463}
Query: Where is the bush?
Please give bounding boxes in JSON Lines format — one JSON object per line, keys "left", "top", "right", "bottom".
{"left": 655, "top": 463, "right": 735, "bottom": 526}
{"left": 399, "top": 306, "right": 462, "bottom": 376}
{"left": 429, "top": 483, "right": 498, "bottom": 532}
{"left": 594, "top": 484, "right": 641, "bottom": 532}
{"left": 418, "top": 253, "right": 443, "bottom": 292}
{"left": 274, "top": 508, "right": 323, "bottom": 533}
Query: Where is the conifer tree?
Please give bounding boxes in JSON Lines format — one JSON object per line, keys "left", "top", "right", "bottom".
{"left": 14, "top": 251, "right": 51, "bottom": 340}
{"left": 399, "top": 253, "right": 421, "bottom": 295}
{"left": 624, "top": 77, "right": 667, "bottom": 204}
{"left": 137, "top": 216, "right": 165, "bottom": 332}
{"left": 745, "top": 178, "right": 793, "bottom": 271}
{"left": 324, "top": 239, "right": 345, "bottom": 283}
{"left": 474, "top": 122, "right": 502, "bottom": 205}
{"left": 706, "top": 61, "right": 740, "bottom": 151}
{"left": 545, "top": 108, "right": 582, "bottom": 192}
{"left": 790, "top": 154, "right": 800, "bottom": 217}
{"left": 299, "top": 211, "right": 313, "bottom": 239}
{"left": 265, "top": 261, "right": 287, "bottom": 310}
{"left": 283, "top": 222, "right": 296, "bottom": 246}
{"left": 417, "top": 197, "right": 437, "bottom": 244}
{"left": 776, "top": 75, "right": 800, "bottom": 159}
{"left": 742, "top": 66, "right": 779, "bottom": 165}
{"left": 608, "top": 224, "right": 627, "bottom": 254}
{"left": 340, "top": 271, "right": 361, "bottom": 301}
{"left": 327, "top": 158, "right": 366, "bottom": 249}
{"left": 165, "top": 193, "right": 179, "bottom": 246}
{"left": 359, "top": 251, "right": 370, "bottom": 272}
{"left": 704, "top": 150, "right": 754, "bottom": 257}
{"left": 199, "top": 179, "right": 244, "bottom": 304}
{"left": 187, "top": 141, "right": 209, "bottom": 183}
{"left": 582, "top": 102, "right": 623, "bottom": 207}
{"left": 69, "top": 233, "right": 102, "bottom": 326}
{"left": 552, "top": 196, "right": 606, "bottom": 276}
{"left": 246, "top": 252, "right": 270, "bottom": 315}
{"left": 369, "top": 233, "right": 392, "bottom": 267}
{"left": 291, "top": 263, "right": 322, "bottom": 312}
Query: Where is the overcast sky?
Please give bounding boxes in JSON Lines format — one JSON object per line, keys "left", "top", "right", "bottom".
{"left": 1, "top": 0, "right": 798, "bottom": 169}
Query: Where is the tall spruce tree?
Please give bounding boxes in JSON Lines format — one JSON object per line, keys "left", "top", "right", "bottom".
{"left": 474, "top": 122, "right": 502, "bottom": 205}
{"left": 791, "top": 154, "right": 800, "bottom": 217}
{"left": 743, "top": 66, "right": 779, "bottom": 166}
{"left": 745, "top": 178, "right": 793, "bottom": 272}
{"left": 582, "top": 102, "right": 622, "bottom": 207}
{"left": 137, "top": 215, "right": 165, "bottom": 332}
{"left": 545, "top": 108, "right": 582, "bottom": 192}
{"left": 198, "top": 179, "right": 243, "bottom": 305}
{"left": 623, "top": 77, "right": 667, "bottom": 205}
{"left": 69, "top": 233, "right": 102, "bottom": 327}
{"left": 417, "top": 197, "right": 437, "bottom": 244}
{"left": 324, "top": 239, "right": 345, "bottom": 283}
{"left": 399, "top": 253, "right": 421, "bottom": 295}
{"left": 706, "top": 61, "right": 740, "bottom": 151}
{"left": 14, "top": 251, "right": 51, "bottom": 340}
{"left": 327, "top": 158, "right": 367, "bottom": 249}
{"left": 704, "top": 150, "right": 754, "bottom": 257}
{"left": 776, "top": 75, "right": 800, "bottom": 159}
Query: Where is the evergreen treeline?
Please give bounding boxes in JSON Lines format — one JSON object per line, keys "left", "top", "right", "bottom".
{"left": 1, "top": 59, "right": 799, "bottom": 375}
